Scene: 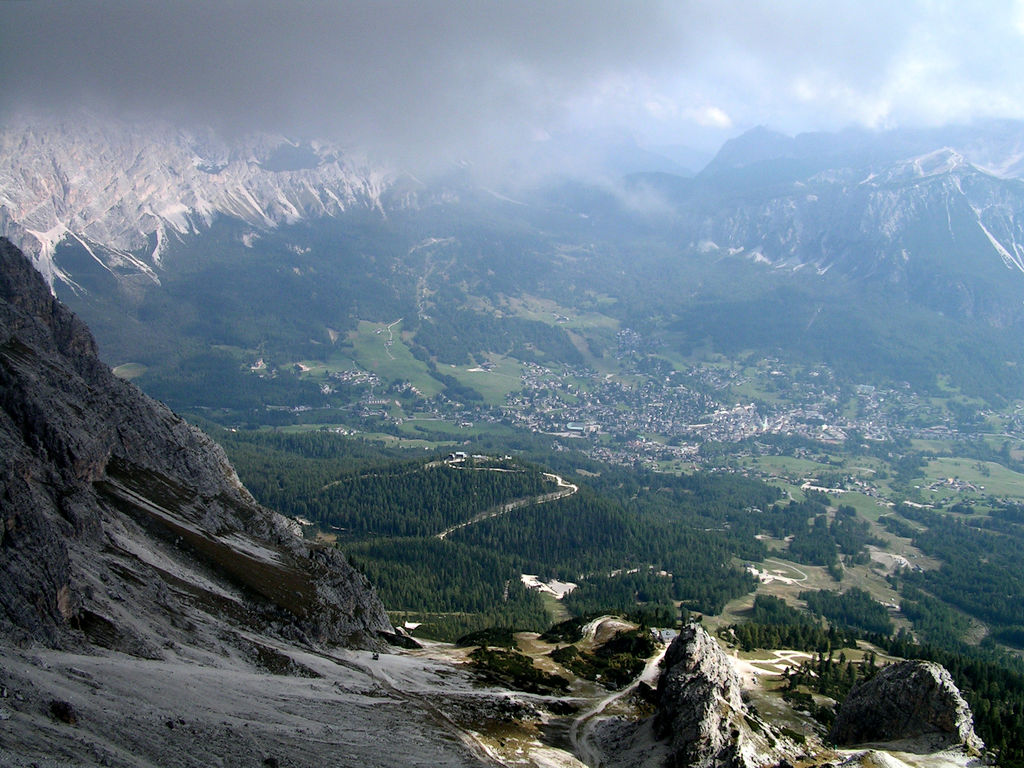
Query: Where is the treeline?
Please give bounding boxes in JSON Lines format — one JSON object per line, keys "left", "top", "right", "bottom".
{"left": 724, "top": 590, "right": 894, "bottom": 650}
{"left": 448, "top": 470, "right": 781, "bottom": 615}
{"left": 218, "top": 426, "right": 409, "bottom": 469}
{"left": 223, "top": 432, "right": 552, "bottom": 537}
{"left": 877, "top": 513, "right": 917, "bottom": 538}
{"left": 220, "top": 428, "right": 882, "bottom": 648}
{"left": 898, "top": 585, "right": 972, "bottom": 649}
{"left": 785, "top": 503, "right": 877, "bottom": 570}
{"left": 422, "top": 360, "right": 484, "bottom": 403}
{"left": 349, "top": 538, "right": 550, "bottom": 640}
{"left": 342, "top": 457, "right": 790, "bottom": 630}
{"left": 141, "top": 348, "right": 327, "bottom": 412}
{"left": 951, "top": 438, "right": 1024, "bottom": 475}
{"left": 317, "top": 461, "right": 549, "bottom": 536}
{"left": 345, "top": 539, "right": 531, "bottom": 615}
{"left": 226, "top": 430, "right": 889, "bottom": 633}
{"left": 563, "top": 570, "right": 676, "bottom": 620}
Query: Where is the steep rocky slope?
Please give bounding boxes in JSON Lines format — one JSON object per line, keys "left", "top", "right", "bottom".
{"left": 0, "top": 236, "right": 392, "bottom": 651}
{"left": 0, "top": 237, "right": 508, "bottom": 766}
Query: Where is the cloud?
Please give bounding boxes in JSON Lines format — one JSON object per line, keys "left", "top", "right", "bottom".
{"left": 689, "top": 107, "right": 733, "bottom": 130}
{"left": 1, "top": 0, "right": 1022, "bottom": 171}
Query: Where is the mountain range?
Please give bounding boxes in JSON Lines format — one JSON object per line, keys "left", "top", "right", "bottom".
{"left": 5, "top": 113, "right": 1023, "bottom": 408}
{"left": 5, "top": 113, "right": 1024, "bottom": 317}
{"left": 0, "top": 113, "right": 394, "bottom": 288}
{"left": 0, "top": 109, "right": 1012, "bottom": 765}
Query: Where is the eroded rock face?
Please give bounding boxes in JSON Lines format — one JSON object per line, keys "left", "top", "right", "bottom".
{"left": 830, "top": 660, "right": 983, "bottom": 755}
{"left": 0, "top": 237, "right": 392, "bottom": 651}
{"left": 654, "top": 623, "right": 768, "bottom": 768}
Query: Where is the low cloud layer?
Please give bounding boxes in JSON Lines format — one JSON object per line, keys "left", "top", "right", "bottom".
{"left": 2, "top": 0, "right": 1022, "bottom": 170}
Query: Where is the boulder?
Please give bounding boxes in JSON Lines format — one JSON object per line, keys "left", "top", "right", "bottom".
{"left": 830, "top": 660, "right": 983, "bottom": 755}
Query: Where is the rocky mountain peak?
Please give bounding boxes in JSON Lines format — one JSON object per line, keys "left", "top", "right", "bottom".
{"left": 655, "top": 623, "right": 796, "bottom": 768}
{"left": 0, "top": 112, "right": 395, "bottom": 288}
{"left": 830, "top": 659, "right": 984, "bottom": 755}
{"left": 0, "top": 235, "right": 98, "bottom": 361}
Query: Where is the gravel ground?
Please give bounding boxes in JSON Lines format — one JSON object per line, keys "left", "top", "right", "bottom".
{"left": 0, "top": 639, "right": 499, "bottom": 768}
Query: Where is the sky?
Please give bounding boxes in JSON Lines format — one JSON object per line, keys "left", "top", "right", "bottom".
{"left": 2, "top": 0, "right": 1023, "bottom": 172}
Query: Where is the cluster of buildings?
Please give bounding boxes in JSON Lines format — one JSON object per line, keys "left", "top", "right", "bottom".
{"left": 273, "top": 329, "right": 1000, "bottom": 477}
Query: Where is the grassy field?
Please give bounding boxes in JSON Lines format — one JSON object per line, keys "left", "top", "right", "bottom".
{"left": 910, "top": 438, "right": 954, "bottom": 453}
{"left": 395, "top": 414, "right": 525, "bottom": 442}
{"left": 503, "top": 293, "right": 619, "bottom": 333}
{"left": 711, "top": 554, "right": 833, "bottom": 631}
{"left": 833, "top": 491, "right": 890, "bottom": 521}
{"left": 745, "top": 455, "right": 832, "bottom": 480}
{"left": 269, "top": 423, "right": 443, "bottom": 450}
{"left": 730, "top": 380, "right": 787, "bottom": 405}
{"left": 712, "top": 547, "right": 905, "bottom": 638}
{"left": 921, "top": 456, "right": 1024, "bottom": 501}
{"left": 537, "top": 591, "right": 571, "bottom": 624}
{"left": 446, "top": 356, "right": 524, "bottom": 407}
{"left": 346, "top": 320, "right": 444, "bottom": 396}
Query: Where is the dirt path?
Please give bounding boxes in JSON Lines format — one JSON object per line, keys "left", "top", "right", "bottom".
{"left": 382, "top": 317, "right": 402, "bottom": 360}
{"left": 761, "top": 558, "right": 808, "bottom": 583}
{"left": 569, "top": 643, "right": 667, "bottom": 767}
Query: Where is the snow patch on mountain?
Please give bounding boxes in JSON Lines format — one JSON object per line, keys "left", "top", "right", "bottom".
{"left": 974, "top": 206, "right": 1024, "bottom": 273}
{"left": 0, "top": 112, "right": 394, "bottom": 288}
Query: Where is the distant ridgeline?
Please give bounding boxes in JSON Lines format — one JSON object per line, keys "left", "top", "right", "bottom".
{"left": 5, "top": 119, "right": 1022, "bottom": 420}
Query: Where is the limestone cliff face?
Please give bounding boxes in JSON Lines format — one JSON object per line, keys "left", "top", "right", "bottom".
{"left": 830, "top": 660, "right": 983, "bottom": 755}
{"left": 654, "top": 623, "right": 794, "bottom": 768}
{"left": 0, "top": 237, "right": 393, "bottom": 651}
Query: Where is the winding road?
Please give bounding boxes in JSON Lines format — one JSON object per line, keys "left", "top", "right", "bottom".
{"left": 762, "top": 558, "right": 809, "bottom": 583}
{"left": 436, "top": 472, "right": 578, "bottom": 539}
{"left": 569, "top": 624, "right": 668, "bottom": 768}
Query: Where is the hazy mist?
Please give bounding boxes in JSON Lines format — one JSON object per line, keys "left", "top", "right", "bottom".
{"left": 2, "top": 1, "right": 1023, "bottom": 173}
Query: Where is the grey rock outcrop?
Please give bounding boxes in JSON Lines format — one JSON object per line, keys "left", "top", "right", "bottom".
{"left": 655, "top": 623, "right": 793, "bottom": 768}
{"left": 0, "top": 237, "right": 392, "bottom": 651}
{"left": 830, "top": 660, "right": 983, "bottom": 755}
